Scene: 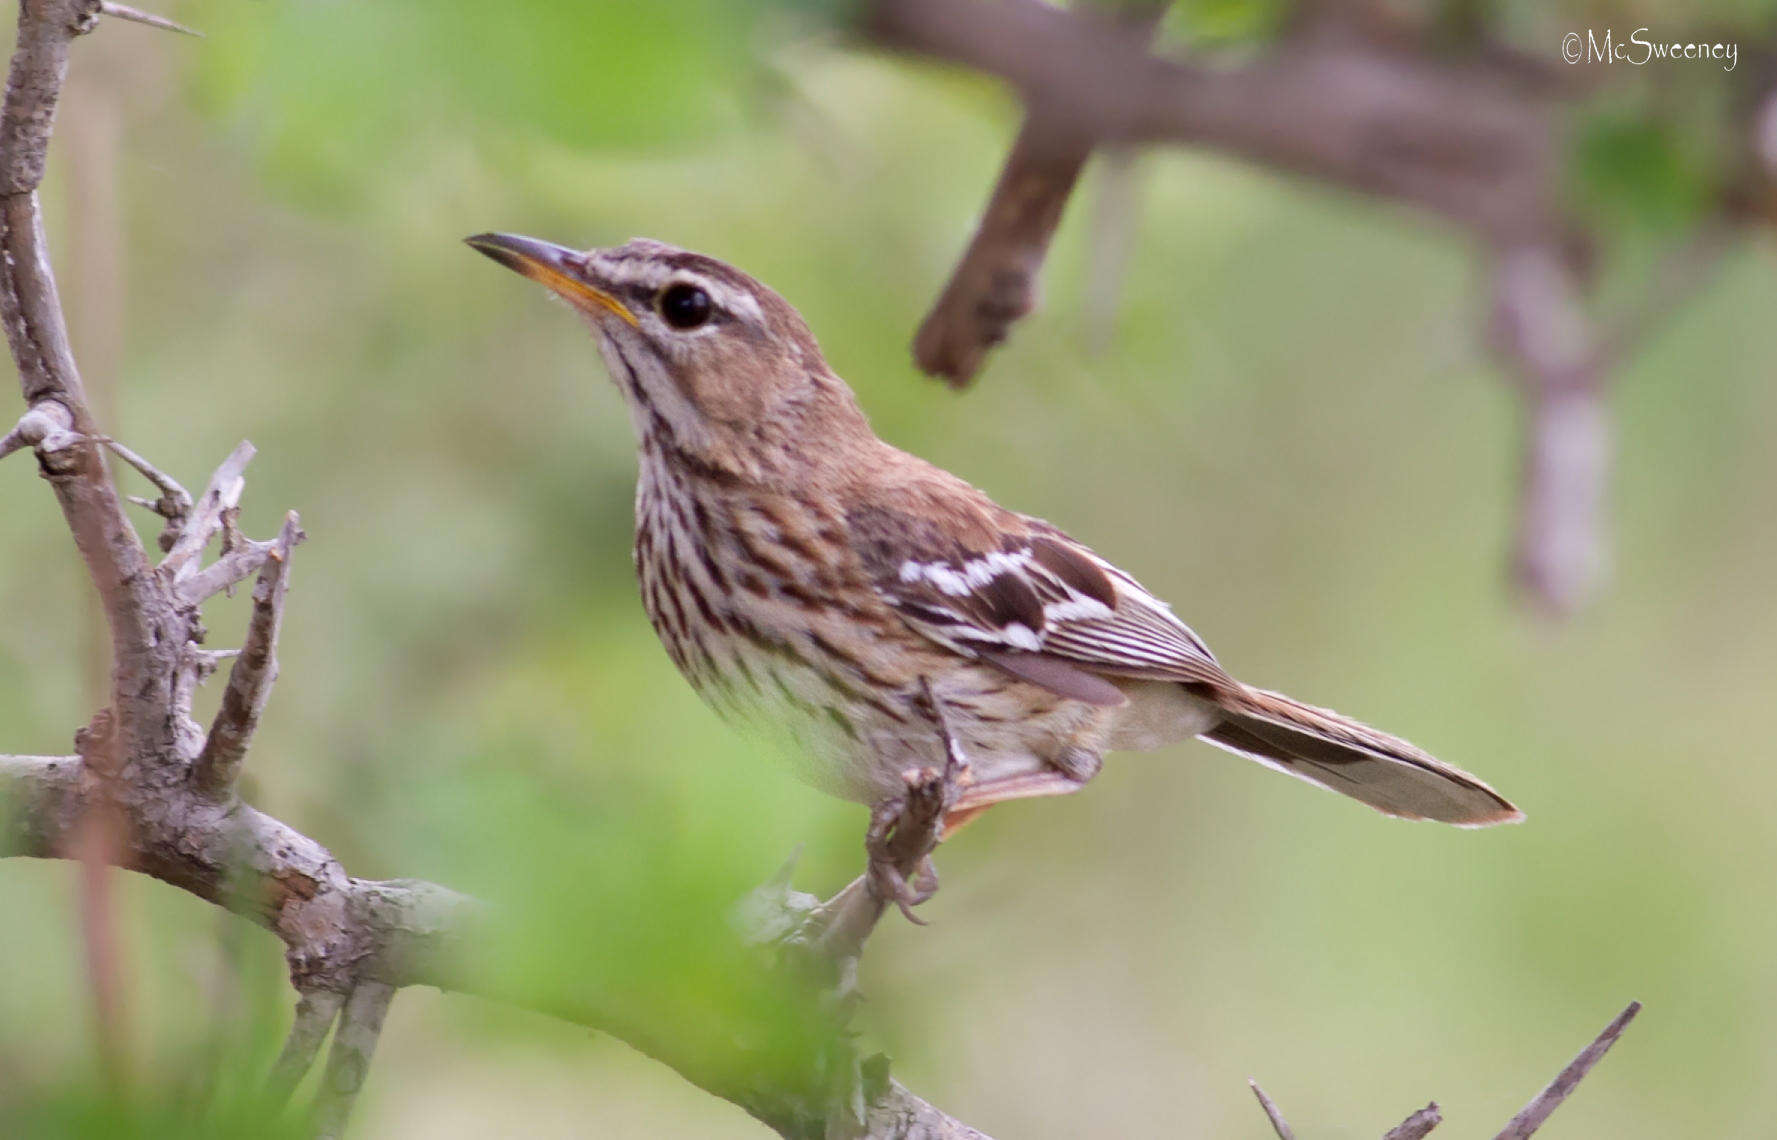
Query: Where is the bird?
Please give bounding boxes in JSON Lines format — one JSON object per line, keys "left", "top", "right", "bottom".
{"left": 465, "top": 231, "right": 1521, "bottom": 860}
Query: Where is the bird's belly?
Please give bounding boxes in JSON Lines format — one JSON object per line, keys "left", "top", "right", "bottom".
{"left": 633, "top": 477, "right": 1113, "bottom": 805}
{"left": 710, "top": 632, "right": 1110, "bottom": 804}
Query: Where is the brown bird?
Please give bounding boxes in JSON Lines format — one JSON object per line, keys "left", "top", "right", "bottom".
{"left": 467, "top": 232, "right": 1521, "bottom": 852}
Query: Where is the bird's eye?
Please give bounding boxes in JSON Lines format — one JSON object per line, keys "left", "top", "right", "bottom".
{"left": 657, "top": 283, "right": 713, "bottom": 330}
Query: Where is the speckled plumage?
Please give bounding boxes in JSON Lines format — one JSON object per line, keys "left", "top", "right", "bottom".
{"left": 469, "top": 232, "right": 1521, "bottom": 828}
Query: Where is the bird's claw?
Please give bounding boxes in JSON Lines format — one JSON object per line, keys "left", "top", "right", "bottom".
{"left": 867, "top": 852, "right": 941, "bottom": 925}
{"left": 865, "top": 759, "right": 959, "bottom": 923}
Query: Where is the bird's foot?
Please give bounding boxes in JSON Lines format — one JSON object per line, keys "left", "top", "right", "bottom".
{"left": 747, "top": 674, "right": 971, "bottom": 989}
{"left": 857, "top": 675, "right": 972, "bottom": 921}
{"left": 864, "top": 764, "right": 955, "bottom": 924}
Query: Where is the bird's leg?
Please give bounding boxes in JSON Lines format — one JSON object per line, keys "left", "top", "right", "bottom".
{"left": 802, "top": 757, "right": 953, "bottom": 976}
{"left": 784, "top": 677, "right": 970, "bottom": 970}
{"left": 863, "top": 764, "right": 951, "bottom": 922}
{"left": 866, "top": 676, "right": 969, "bottom": 916}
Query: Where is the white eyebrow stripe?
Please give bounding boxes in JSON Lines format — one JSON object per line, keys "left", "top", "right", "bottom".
{"left": 688, "top": 275, "right": 762, "bottom": 324}
{"left": 586, "top": 259, "right": 765, "bottom": 327}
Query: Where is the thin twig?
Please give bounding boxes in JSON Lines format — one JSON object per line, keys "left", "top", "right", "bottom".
{"left": 169, "top": 642, "right": 234, "bottom": 723}
{"left": 912, "top": 119, "right": 1096, "bottom": 386}
{"left": 266, "top": 988, "right": 345, "bottom": 1104}
{"left": 190, "top": 512, "right": 301, "bottom": 797}
{"left": 907, "top": 1, "right": 1168, "bottom": 386}
{"left": 98, "top": 1, "right": 201, "bottom": 37}
{"left": 160, "top": 439, "right": 255, "bottom": 576}
{"left": 311, "top": 982, "right": 396, "bottom": 1140}
{"left": 94, "top": 434, "right": 192, "bottom": 549}
{"left": 1488, "top": 243, "right": 1607, "bottom": 616}
{"left": 94, "top": 434, "right": 191, "bottom": 515}
{"left": 1384, "top": 1102, "right": 1442, "bottom": 1140}
{"left": 1492, "top": 1002, "right": 1641, "bottom": 1140}
{"left": 174, "top": 538, "right": 275, "bottom": 606}
{"left": 1248, "top": 1079, "right": 1296, "bottom": 1140}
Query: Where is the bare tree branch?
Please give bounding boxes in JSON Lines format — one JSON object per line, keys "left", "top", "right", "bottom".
{"left": 1248, "top": 1079, "right": 1296, "bottom": 1140}
{"left": 1384, "top": 1103, "right": 1442, "bottom": 1140}
{"left": 1488, "top": 243, "right": 1607, "bottom": 615}
{"left": 867, "top": 0, "right": 1568, "bottom": 242}
{"left": 0, "top": 5, "right": 994, "bottom": 1136}
{"left": 1492, "top": 1001, "right": 1641, "bottom": 1140}
{"left": 174, "top": 536, "right": 276, "bottom": 606}
{"left": 312, "top": 981, "right": 396, "bottom": 1140}
{"left": 1246, "top": 1003, "right": 1635, "bottom": 1136}
{"left": 3, "top": 0, "right": 178, "bottom": 774}
{"left": 3, "top": 749, "right": 984, "bottom": 1138}
{"left": 912, "top": 119, "right": 1095, "bottom": 386}
{"left": 866, "top": 0, "right": 1757, "bottom": 614}
{"left": 97, "top": 432, "right": 192, "bottom": 513}
{"left": 266, "top": 988, "right": 345, "bottom": 1104}
{"left": 191, "top": 511, "right": 302, "bottom": 796}
{"left": 161, "top": 439, "right": 255, "bottom": 573}
{"left": 98, "top": 1, "right": 201, "bottom": 37}
{"left": 906, "top": 2, "right": 1167, "bottom": 386}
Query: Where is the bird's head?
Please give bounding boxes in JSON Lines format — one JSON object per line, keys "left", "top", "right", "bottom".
{"left": 466, "top": 232, "right": 864, "bottom": 477}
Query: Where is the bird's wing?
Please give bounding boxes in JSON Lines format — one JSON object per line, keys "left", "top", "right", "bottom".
{"left": 846, "top": 500, "right": 1234, "bottom": 705}
{"left": 845, "top": 492, "right": 1521, "bottom": 826}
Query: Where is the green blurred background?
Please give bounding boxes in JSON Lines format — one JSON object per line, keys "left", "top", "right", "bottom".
{"left": 4, "top": 1, "right": 1776, "bottom": 1136}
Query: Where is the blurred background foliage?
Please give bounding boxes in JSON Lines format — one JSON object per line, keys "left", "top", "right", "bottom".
{"left": 3, "top": 0, "right": 1777, "bottom": 1136}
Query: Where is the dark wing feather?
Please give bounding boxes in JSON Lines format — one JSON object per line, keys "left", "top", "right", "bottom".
{"left": 846, "top": 502, "right": 1233, "bottom": 699}
{"left": 976, "top": 649, "right": 1128, "bottom": 706}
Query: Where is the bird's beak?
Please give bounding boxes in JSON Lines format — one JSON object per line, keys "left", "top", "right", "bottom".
{"left": 463, "top": 232, "right": 639, "bottom": 327}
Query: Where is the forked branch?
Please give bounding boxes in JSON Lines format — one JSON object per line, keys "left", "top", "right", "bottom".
{"left": 0, "top": 3, "right": 989, "bottom": 1138}
{"left": 266, "top": 988, "right": 346, "bottom": 1105}
{"left": 866, "top": 0, "right": 1750, "bottom": 615}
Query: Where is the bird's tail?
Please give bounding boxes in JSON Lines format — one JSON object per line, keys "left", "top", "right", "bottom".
{"left": 1199, "top": 685, "right": 1522, "bottom": 827}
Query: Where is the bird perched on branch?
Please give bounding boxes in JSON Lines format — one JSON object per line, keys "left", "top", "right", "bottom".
{"left": 468, "top": 232, "right": 1520, "bottom": 896}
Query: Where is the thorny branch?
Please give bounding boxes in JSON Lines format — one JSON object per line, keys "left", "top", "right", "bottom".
{"left": 1248, "top": 1001, "right": 1639, "bottom": 1138}
{"left": 0, "top": 3, "right": 985, "bottom": 1139}
{"left": 867, "top": 0, "right": 1762, "bottom": 614}
{"left": 1249, "top": 1079, "right": 1296, "bottom": 1140}
{"left": 190, "top": 510, "right": 303, "bottom": 796}
{"left": 1493, "top": 1000, "right": 1641, "bottom": 1139}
